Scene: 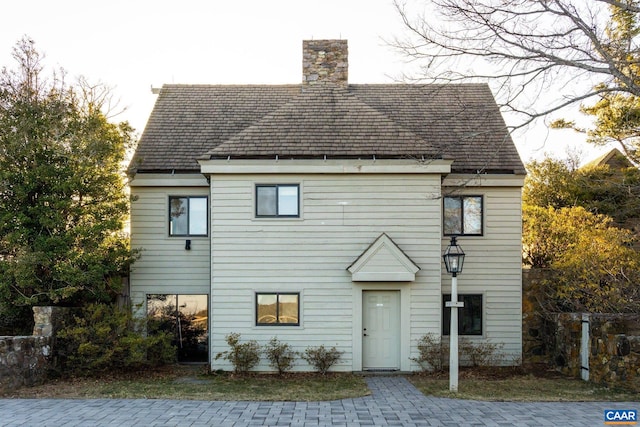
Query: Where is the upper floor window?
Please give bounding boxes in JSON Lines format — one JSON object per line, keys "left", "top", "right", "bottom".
{"left": 443, "top": 195, "right": 483, "bottom": 236}
{"left": 169, "top": 196, "right": 208, "bottom": 236}
{"left": 256, "top": 184, "right": 299, "bottom": 217}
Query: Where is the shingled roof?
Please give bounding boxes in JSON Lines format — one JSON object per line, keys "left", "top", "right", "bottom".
{"left": 130, "top": 82, "right": 525, "bottom": 175}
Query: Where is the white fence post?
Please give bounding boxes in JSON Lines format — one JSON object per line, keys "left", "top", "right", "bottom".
{"left": 581, "top": 313, "right": 589, "bottom": 382}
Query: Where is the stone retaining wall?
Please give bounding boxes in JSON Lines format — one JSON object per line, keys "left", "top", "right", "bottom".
{"left": 0, "top": 335, "right": 52, "bottom": 390}
{"left": 550, "top": 313, "right": 640, "bottom": 390}
{"left": 523, "top": 269, "right": 640, "bottom": 391}
{"left": 0, "top": 307, "right": 67, "bottom": 392}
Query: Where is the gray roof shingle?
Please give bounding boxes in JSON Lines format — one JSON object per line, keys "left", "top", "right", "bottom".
{"left": 130, "top": 83, "right": 525, "bottom": 175}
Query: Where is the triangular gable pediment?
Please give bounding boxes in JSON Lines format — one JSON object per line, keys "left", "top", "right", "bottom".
{"left": 347, "top": 233, "right": 420, "bottom": 282}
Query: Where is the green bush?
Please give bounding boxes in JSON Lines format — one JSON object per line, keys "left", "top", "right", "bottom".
{"left": 302, "top": 345, "right": 343, "bottom": 374}
{"left": 214, "top": 333, "right": 261, "bottom": 374}
{"left": 56, "top": 303, "right": 175, "bottom": 375}
{"left": 411, "top": 333, "right": 448, "bottom": 372}
{"left": 264, "top": 337, "right": 298, "bottom": 375}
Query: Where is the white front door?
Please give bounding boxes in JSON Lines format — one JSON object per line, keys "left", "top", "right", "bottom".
{"left": 362, "top": 290, "right": 400, "bottom": 370}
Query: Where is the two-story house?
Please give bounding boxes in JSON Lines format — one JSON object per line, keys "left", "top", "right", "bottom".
{"left": 128, "top": 40, "right": 526, "bottom": 371}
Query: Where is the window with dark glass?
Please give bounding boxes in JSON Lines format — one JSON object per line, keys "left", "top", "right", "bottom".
{"left": 256, "top": 184, "right": 299, "bottom": 217}
{"left": 256, "top": 293, "right": 300, "bottom": 326}
{"left": 147, "top": 294, "right": 208, "bottom": 362}
{"left": 442, "top": 294, "right": 483, "bottom": 335}
{"left": 169, "top": 196, "right": 208, "bottom": 236}
{"left": 443, "top": 195, "right": 483, "bottom": 236}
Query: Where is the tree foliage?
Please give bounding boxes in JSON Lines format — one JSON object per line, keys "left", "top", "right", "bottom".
{"left": 523, "top": 155, "right": 640, "bottom": 224}
{"left": 522, "top": 157, "right": 577, "bottom": 211}
{"left": 393, "top": 1, "right": 640, "bottom": 155}
{"left": 523, "top": 205, "right": 640, "bottom": 312}
{"left": 523, "top": 153, "right": 640, "bottom": 313}
{"left": 578, "top": 94, "right": 640, "bottom": 163}
{"left": 56, "top": 303, "right": 176, "bottom": 376}
{"left": 0, "top": 37, "right": 136, "bottom": 308}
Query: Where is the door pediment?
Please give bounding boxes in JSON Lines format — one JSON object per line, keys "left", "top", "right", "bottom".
{"left": 347, "top": 233, "right": 420, "bottom": 281}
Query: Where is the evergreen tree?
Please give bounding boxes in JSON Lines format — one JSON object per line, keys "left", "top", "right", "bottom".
{"left": 523, "top": 155, "right": 640, "bottom": 225}
{"left": 0, "top": 37, "right": 136, "bottom": 312}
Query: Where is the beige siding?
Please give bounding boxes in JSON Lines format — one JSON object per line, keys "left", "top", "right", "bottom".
{"left": 129, "top": 172, "right": 523, "bottom": 371}
{"left": 211, "top": 174, "right": 443, "bottom": 372}
{"left": 129, "top": 186, "right": 210, "bottom": 307}
{"left": 441, "top": 186, "right": 523, "bottom": 364}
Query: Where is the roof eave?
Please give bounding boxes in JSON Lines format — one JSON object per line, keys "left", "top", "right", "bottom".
{"left": 198, "top": 158, "right": 453, "bottom": 174}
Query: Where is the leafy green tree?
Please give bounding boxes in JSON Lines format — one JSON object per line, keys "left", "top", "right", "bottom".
{"left": 575, "top": 162, "right": 640, "bottom": 222}
{"left": 523, "top": 154, "right": 640, "bottom": 313}
{"left": 523, "top": 155, "right": 640, "bottom": 225}
{"left": 523, "top": 205, "right": 640, "bottom": 313}
{"left": 0, "top": 37, "right": 136, "bottom": 313}
{"left": 578, "top": 93, "right": 640, "bottom": 164}
{"left": 522, "top": 157, "right": 577, "bottom": 210}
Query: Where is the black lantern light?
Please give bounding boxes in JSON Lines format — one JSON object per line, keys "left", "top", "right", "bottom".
{"left": 442, "top": 236, "right": 465, "bottom": 276}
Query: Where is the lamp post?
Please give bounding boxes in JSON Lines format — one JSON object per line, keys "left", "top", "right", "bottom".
{"left": 442, "top": 236, "right": 465, "bottom": 392}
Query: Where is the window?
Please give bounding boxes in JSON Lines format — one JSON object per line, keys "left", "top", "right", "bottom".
{"left": 147, "top": 294, "right": 208, "bottom": 362}
{"left": 442, "top": 294, "right": 483, "bottom": 335}
{"left": 256, "top": 293, "right": 300, "bottom": 326}
{"left": 443, "top": 195, "right": 483, "bottom": 236}
{"left": 169, "top": 196, "right": 208, "bottom": 236}
{"left": 256, "top": 184, "right": 299, "bottom": 217}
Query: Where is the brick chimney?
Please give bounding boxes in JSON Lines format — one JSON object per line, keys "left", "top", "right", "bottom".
{"left": 302, "top": 40, "right": 348, "bottom": 87}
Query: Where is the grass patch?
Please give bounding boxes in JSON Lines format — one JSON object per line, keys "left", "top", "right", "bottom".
{"left": 409, "top": 368, "right": 639, "bottom": 402}
{"left": 1, "top": 365, "right": 369, "bottom": 401}
{"left": 3, "top": 365, "right": 638, "bottom": 402}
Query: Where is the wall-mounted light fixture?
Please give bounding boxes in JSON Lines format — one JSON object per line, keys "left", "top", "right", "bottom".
{"left": 185, "top": 239, "right": 191, "bottom": 250}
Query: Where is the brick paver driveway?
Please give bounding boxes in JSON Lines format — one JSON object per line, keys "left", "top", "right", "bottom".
{"left": 0, "top": 376, "right": 637, "bottom": 426}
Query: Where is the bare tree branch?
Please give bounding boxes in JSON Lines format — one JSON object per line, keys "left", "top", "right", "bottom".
{"left": 391, "top": 0, "right": 640, "bottom": 132}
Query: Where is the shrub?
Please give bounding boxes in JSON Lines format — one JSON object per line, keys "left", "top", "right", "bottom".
{"left": 459, "top": 337, "right": 504, "bottom": 367}
{"left": 264, "top": 337, "right": 298, "bottom": 375}
{"left": 215, "top": 333, "right": 261, "bottom": 374}
{"left": 55, "top": 303, "right": 175, "bottom": 376}
{"left": 0, "top": 303, "right": 33, "bottom": 335}
{"left": 302, "top": 345, "right": 343, "bottom": 374}
{"left": 411, "top": 333, "right": 448, "bottom": 372}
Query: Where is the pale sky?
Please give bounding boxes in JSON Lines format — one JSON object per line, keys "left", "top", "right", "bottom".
{"left": 1, "top": 0, "right": 607, "bottom": 164}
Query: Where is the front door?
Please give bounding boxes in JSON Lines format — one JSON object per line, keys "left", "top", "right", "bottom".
{"left": 362, "top": 290, "right": 400, "bottom": 370}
